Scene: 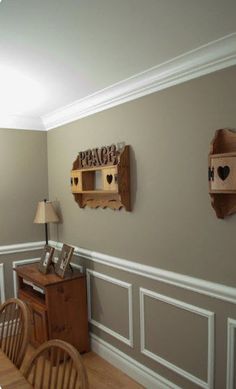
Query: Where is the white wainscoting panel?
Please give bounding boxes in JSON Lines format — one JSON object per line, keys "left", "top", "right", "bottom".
{"left": 87, "top": 269, "right": 133, "bottom": 347}
{"left": 226, "top": 318, "right": 236, "bottom": 389}
{"left": 0, "top": 263, "right": 5, "bottom": 303}
{"left": 140, "top": 288, "right": 215, "bottom": 389}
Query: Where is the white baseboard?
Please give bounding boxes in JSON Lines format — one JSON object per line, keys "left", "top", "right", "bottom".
{"left": 90, "top": 333, "right": 181, "bottom": 389}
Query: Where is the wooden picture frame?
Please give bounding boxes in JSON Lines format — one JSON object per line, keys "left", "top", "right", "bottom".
{"left": 38, "top": 245, "right": 55, "bottom": 274}
{"left": 55, "top": 244, "right": 74, "bottom": 278}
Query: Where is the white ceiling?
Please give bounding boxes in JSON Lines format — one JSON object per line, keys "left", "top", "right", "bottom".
{"left": 0, "top": 0, "right": 236, "bottom": 129}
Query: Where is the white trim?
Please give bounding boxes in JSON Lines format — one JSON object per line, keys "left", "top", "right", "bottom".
{"left": 1, "top": 33, "right": 235, "bottom": 131}
{"left": 0, "top": 241, "right": 45, "bottom": 255}
{"left": 91, "top": 333, "right": 181, "bottom": 389}
{"left": 2, "top": 239, "right": 236, "bottom": 305}
{"left": 49, "top": 240, "right": 236, "bottom": 305}
{"left": 226, "top": 318, "right": 236, "bottom": 389}
{"left": 43, "top": 33, "right": 236, "bottom": 130}
{"left": 140, "top": 288, "right": 215, "bottom": 389}
{"left": 86, "top": 269, "right": 133, "bottom": 347}
{"left": 0, "top": 263, "right": 5, "bottom": 303}
{"left": 0, "top": 114, "right": 45, "bottom": 131}
{"left": 70, "top": 262, "right": 83, "bottom": 273}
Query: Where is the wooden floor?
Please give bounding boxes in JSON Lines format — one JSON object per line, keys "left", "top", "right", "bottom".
{"left": 21, "top": 345, "right": 145, "bottom": 389}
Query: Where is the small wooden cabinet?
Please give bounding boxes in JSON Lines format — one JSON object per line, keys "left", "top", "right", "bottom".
{"left": 15, "top": 263, "right": 89, "bottom": 353}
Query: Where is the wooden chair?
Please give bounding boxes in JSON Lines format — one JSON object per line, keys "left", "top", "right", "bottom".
{"left": 0, "top": 297, "right": 30, "bottom": 368}
{"left": 22, "top": 339, "right": 89, "bottom": 389}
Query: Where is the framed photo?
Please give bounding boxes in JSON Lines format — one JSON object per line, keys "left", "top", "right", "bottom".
{"left": 38, "top": 245, "right": 55, "bottom": 274}
{"left": 55, "top": 244, "right": 74, "bottom": 278}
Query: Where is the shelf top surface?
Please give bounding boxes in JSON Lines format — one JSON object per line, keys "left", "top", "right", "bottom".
{"left": 15, "top": 263, "right": 85, "bottom": 287}
{"left": 209, "top": 152, "right": 236, "bottom": 158}
{"left": 71, "top": 164, "right": 118, "bottom": 173}
{"left": 72, "top": 190, "right": 118, "bottom": 194}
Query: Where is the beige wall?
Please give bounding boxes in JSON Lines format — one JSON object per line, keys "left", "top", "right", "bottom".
{"left": 48, "top": 65, "right": 236, "bottom": 287}
{"left": 0, "top": 129, "right": 48, "bottom": 245}
{"left": 46, "top": 66, "right": 236, "bottom": 388}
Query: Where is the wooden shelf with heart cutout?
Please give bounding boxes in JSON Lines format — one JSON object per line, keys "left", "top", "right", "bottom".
{"left": 70, "top": 144, "right": 131, "bottom": 211}
{"left": 209, "top": 129, "right": 236, "bottom": 218}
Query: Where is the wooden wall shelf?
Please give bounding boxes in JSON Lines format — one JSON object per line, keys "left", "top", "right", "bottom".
{"left": 209, "top": 129, "right": 236, "bottom": 218}
{"left": 71, "top": 145, "right": 131, "bottom": 211}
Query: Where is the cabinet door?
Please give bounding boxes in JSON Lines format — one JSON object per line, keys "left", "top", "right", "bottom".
{"left": 46, "top": 278, "right": 89, "bottom": 352}
{"left": 18, "top": 290, "right": 48, "bottom": 347}
{"left": 30, "top": 302, "right": 48, "bottom": 347}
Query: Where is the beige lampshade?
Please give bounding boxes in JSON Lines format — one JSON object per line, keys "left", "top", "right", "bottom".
{"left": 34, "top": 200, "right": 59, "bottom": 224}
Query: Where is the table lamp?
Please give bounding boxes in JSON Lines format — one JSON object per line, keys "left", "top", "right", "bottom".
{"left": 34, "top": 199, "right": 59, "bottom": 245}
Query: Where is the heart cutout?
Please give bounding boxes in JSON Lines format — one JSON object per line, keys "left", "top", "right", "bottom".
{"left": 217, "top": 166, "right": 230, "bottom": 181}
{"left": 106, "top": 174, "right": 113, "bottom": 184}
{"left": 70, "top": 178, "right": 73, "bottom": 185}
{"left": 74, "top": 177, "right": 79, "bottom": 185}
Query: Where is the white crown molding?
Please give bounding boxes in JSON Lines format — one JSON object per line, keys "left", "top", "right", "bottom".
{"left": 43, "top": 32, "right": 236, "bottom": 131}
{"left": 0, "top": 263, "right": 5, "bottom": 303}
{"left": 86, "top": 269, "right": 133, "bottom": 347}
{"left": 1, "top": 33, "right": 235, "bottom": 131}
{"left": 0, "top": 114, "right": 45, "bottom": 131}
{"left": 140, "top": 288, "right": 215, "bottom": 389}
{"left": 49, "top": 240, "right": 236, "bottom": 305}
{"left": 91, "top": 333, "right": 181, "bottom": 389}
{"left": 0, "top": 241, "right": 45, "bottom": 255}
